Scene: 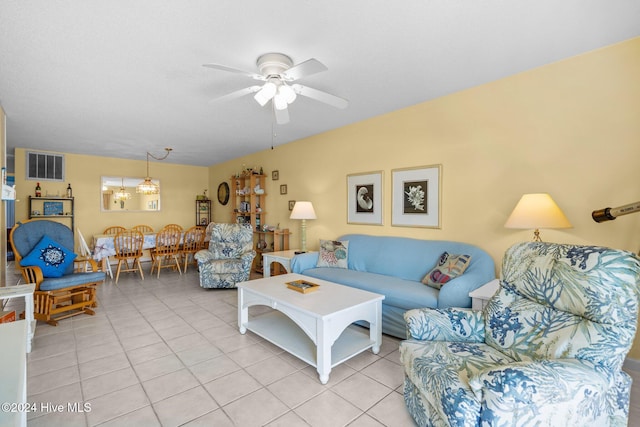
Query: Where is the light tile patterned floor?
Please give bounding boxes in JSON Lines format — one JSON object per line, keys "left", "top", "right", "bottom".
{"left": 6, "top": 266, "right": 415, "bottom": 426}
{"left": 4, "top": 265, "right": 640, "bottom": 426}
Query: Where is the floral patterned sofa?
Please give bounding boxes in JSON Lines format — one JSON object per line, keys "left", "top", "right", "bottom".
{"left": 194, "top": 223, "right": 256, "bottom": 288}
{"left": 400, "top": 241, "right": 640, "bottom": 426}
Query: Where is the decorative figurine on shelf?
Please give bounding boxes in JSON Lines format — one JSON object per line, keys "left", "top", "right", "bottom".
{"left": 196, "top": 189, "right": 208, "bottom": 201}
{"left": 35, "top": 182, "right": 41, "bottom": 197}
{"left": 254, "top": 184, "right": 264, "bottom": 195}
{"left": 66, "top": 183, "right": 72, "bottom": 198}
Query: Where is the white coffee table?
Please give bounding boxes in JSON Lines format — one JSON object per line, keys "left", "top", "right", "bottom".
{"left": 237, "top": 273, "right": 384, "bottom": 384}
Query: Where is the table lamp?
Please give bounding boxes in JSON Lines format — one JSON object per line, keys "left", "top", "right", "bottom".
{"left": 290, "top": 201, "right": 317, "bottom": 253}
{"left": 505, "top": 193, "right": 572, "bottom": 241}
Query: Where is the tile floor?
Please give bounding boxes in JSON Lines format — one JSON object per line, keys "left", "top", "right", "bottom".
{"left": 3, "top": 264, "right": 640, "bottom": 426}
{"left": 5, "top": 266, "right": 416, "bottom": 427}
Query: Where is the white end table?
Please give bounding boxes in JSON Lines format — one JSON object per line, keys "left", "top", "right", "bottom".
{"left": 469, "top": 279, "right": 500, "bottom": 310}
{"left": 0, "top": 284, "right": 36, "bottom": 353}
{"left": 262, "top": 250, "right": 312, "bottom": 277}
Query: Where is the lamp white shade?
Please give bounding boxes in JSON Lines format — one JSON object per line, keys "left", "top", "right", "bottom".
{"left": 290, "top": 201, "right": 317, "bottom": 220}
{"left": 505, "top": 193, "right": 571, "bottom": 241}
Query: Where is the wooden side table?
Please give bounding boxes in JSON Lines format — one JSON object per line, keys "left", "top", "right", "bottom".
{"left": 469, "top": 279, "right": 500, "bottom": 310}
{"left": 262, "top": 250, "right": 312, "bottom": 278}
{"left": 0, "top": 283, "right": 36, "bottom": 353}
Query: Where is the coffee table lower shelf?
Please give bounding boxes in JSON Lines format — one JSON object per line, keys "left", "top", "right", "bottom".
{"left": 246, "top": 311, "right": 375, "bottom": 374}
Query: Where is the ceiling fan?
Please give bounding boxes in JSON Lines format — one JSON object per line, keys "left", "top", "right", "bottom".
{"left": 203, "top": 53, "right": 349, "bottom": 124}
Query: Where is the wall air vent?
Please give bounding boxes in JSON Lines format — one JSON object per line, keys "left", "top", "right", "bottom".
{"left": 26, "top": 151, "right": 64, "bottom": 181}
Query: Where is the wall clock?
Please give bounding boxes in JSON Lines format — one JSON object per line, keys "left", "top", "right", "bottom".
{"left": 217, "top": 182, "right": 229, "bottom": 205}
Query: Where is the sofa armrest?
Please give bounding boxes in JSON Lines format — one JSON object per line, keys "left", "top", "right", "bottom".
{"left": 404, "top": 307, "right": 485, "bottom": 342}
{"left": 240, "top": 251, "right": 257, "bottom": 264}
{"left": 438, "top": 271, "right": 496, "bottom": 308}
{"left": 74, "top": 256, "right": 100, "bottom": 272}
{"left": 469, "top": 359, "right": 612, "bottom": 424}
{"left": 18, "top": 265, "right": 44, "bottom": 290}
{"left": 290, "top": 252, "right": 319, "bottom": 273}
{"left": 194, "top": 249, "right": 215, "bottom": 263}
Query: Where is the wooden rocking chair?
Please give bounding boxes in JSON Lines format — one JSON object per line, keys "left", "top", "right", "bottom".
{"left": 9, "top": 220, "right": 105, "bottom": 326}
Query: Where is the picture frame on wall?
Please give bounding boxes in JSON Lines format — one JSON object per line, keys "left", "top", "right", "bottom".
{"left": 289, "top": 200, "right": 296, "bottom": 210}
{"left": 391, "top": 164, "right": 441, "bottom": 228}
{"left": 272, "top": 170, "right": 279, "bottom": 181}
{"left": 280, "top": 184, "right": 287, "bottom": 195}
{"left": 347, "top": 171, "right": 383, "bottom": 225}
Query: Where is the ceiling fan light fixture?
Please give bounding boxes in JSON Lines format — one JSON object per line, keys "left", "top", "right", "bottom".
{"left": 254, "top": 81, "right": 277, "bottom": 106}
{"left": 273, "top": 94, "right": 288, "bottom": 110}
{"left": 278, "top": 84, "right": 297, "bottom": 104}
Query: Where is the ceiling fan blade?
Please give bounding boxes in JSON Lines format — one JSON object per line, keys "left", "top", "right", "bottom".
{"left": 209, "top": 86, "right": 261, "bottom": 104}
{"left": 273, "top": 104, "right": 290, "bottom": 125}
{"left": 203, "top": 63, "right": 265, "bottom": 81}
{"left": 292, "top": 84, "right": 349, "bottom": 109}
{"left": 282, "top": 58, "right": 328, "bottom": 81}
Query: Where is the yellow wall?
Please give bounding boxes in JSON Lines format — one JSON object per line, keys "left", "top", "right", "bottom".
{"left": 6, "top": 38, "right": 640, "bottom": 356}
{"left": 13, "top": 149, "right": 209, "bottom": 242}
{"left": 207, "top": 38, "right": 640, "bottom": 355}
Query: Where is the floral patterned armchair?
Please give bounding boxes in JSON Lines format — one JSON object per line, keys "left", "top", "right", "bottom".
{"left": 400, "top": 242, "right": 640, "bottom": 427}
{"left": 194, "top": 223, "right": 256, "bottom": 288}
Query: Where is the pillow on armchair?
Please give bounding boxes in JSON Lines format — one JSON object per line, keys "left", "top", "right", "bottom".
{"left": 20, "top": 235, "right": 77, "bottom": 278}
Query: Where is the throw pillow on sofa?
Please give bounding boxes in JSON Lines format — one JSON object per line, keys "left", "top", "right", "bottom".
{"left": 317, "top": 239, "right": 349, "bottom": 269}
{"left": 20, "top": 235, "right": 77, "bottom": 278}
{"left": 422, "top": 251, "right": 471, "bottom": 289}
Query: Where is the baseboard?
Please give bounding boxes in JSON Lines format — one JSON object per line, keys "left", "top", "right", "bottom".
{"left": 623, "top": 357, "right": 640, "bottom": 372}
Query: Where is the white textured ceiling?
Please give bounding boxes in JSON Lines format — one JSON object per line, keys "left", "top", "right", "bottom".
{"left": 1, "top": 1, "right": 639, "bottom": 167}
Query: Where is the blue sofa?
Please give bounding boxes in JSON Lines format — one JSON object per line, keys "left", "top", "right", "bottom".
{"left": 290, "top": 234, "right": 496, "bottom": 338}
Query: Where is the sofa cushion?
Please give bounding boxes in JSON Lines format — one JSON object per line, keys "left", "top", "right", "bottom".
{"left": 302, "top": 267, "right": 439, "bottom": 310}
{"left": 20, "top": 235, "right": 77, "bottom": 278}
{"left": 316, "top": 240, "right": 349, "bottom": 269}
{"left": 39, "top": 272, "right": 105, "bottom": 291}
{"left": 422, "top": 252, "right": 471, "bottom": 290}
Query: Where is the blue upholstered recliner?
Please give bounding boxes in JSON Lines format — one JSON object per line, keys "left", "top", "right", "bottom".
{"left": 400, "top": 242, "right": 640, "bottom": 427}
{"left": 194, "top": 223, "right": 256, "bottom": 288}
{"left": 10, "top": 220, "right": 106, "bottom": 325}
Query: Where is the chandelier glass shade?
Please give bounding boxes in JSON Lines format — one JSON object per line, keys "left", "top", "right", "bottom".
{"left": 136, "top": 178, "right": 159, "bottom": 195}
{"left": 114, "top": 178, "right": 132, "bottom": 201}
{"left": 136, "top": 148, "right": 172, "bottom": 195}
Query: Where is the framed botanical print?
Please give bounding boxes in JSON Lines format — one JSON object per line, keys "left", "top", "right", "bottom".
{"left": 391, "top": 164, "right": 441, "bottom": 228}
{"left": 347, "top": 171, "right": 383, "bottom": 225}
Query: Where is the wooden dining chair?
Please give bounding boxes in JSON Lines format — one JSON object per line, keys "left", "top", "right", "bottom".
{"left": 161, "top": 223, "right": 183, "bottom": 234}
{"left": 103, "top": 226, "right": 126, "bottom": 235}
{"left": 150, "top": 228, "right": 182, "bottom": 278}
{"left": 181, "top": 226, "right": 206, "bottom": 273}
{"left": 101, "top": 226, "right": 126, "bottom": 277}
{"left": 132, "top": 224, "right": 154, "bottom": 233}
{"left": 132, "top": 224, "right": 154, "bottom": 259}
{"left": 113, "top": 229, "right": 145, "bottom": 283}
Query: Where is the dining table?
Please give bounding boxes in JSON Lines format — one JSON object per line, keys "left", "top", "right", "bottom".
{"left": 92, "top": 232, "right": 157, "bottom": 262}
{"left": 92, "top": 231, "right": 209, "bottom": 276}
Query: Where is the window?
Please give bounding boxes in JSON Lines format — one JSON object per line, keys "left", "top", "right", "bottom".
{"left": 26, "top": 152, "right": 64, "bottom": 181}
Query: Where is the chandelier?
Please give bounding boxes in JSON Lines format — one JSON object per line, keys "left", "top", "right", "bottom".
{"left": 113, "top": 178, "right": 131, "bottom": 201}
{"left": 136, "top": 148, "right": 172, "bottom": 195}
